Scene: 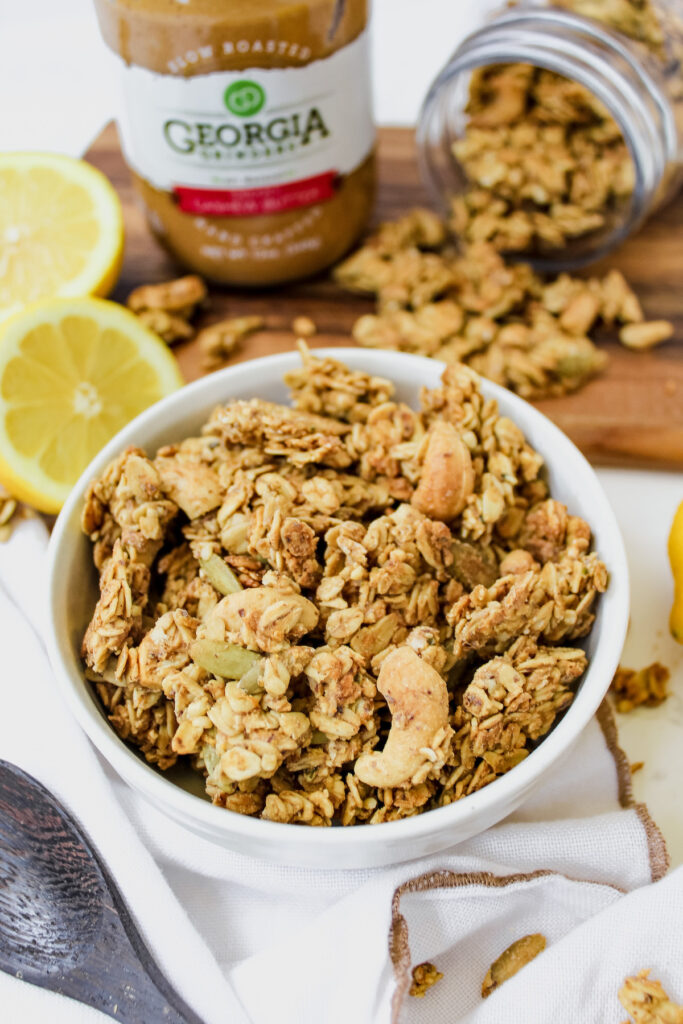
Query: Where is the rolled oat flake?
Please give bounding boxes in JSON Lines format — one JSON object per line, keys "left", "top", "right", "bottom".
{"left": 93, "top": 0, "right": 376, "bottom": 285}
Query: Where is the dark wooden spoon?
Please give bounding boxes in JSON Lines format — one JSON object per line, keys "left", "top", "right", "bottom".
{"left": 0, "top": 759, "right": 205, "bottom": 1023}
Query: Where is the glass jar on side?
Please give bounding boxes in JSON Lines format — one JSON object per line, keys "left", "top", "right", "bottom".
{"left": 417, "top": 1, "right": 683, "bottom": 269}
{"left": 93, "top": 0, "right": 376, "bottom": 286}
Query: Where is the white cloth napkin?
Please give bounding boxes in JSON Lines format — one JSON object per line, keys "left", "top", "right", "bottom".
{"left": 0, "top": 517, "right": 680, "bottom": 1024}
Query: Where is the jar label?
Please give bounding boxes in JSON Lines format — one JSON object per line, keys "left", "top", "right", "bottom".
{"left": 116, "top": 31, "right": 374, "bottom": 217}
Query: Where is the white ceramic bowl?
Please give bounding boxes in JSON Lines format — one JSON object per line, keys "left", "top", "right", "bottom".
{"left": 46, "top": 350, "right": 629, "bottom": 869}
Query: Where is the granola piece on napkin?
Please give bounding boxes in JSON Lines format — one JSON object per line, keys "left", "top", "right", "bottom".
{"left": 409, "top": 961, "right": 444, "bottom": 998}
{"left": 482, "top": 933, "right": 546, "bottom": 998}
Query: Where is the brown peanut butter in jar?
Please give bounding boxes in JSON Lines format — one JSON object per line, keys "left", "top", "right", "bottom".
{"left": 93, "top": 0, "right": 376, "bottom": 286}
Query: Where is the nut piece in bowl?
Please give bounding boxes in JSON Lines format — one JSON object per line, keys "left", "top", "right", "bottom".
{"left": 75, "top": 343, "right": 611, "bottom": 836}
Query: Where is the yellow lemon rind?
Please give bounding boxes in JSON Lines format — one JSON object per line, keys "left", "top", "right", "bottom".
{"left": 668, "top": 500, "right": 683, "bottom": 644}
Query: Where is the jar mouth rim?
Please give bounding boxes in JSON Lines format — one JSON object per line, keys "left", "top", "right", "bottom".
{"left": 416, "top": 7, "right": 673, "bottom": 270}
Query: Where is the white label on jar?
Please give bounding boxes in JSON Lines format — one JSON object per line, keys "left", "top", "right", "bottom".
{"left": 115, "top": 31, "right": 374, "bottom": 217}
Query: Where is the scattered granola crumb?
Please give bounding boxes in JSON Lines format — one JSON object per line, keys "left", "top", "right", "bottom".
{"left": 482, "top": 933, "right": 546, "bottom": 998}
{"left": 335, "top": 209, "right": 666, "bottom": 400}
{"left": 292, "top": 315, "right": 317, "bottom": 338}
{"left": 137, "top": 308, "right": 196, "bottom": 345}
{"left": 127, "top": 275, "right": 207, "bottom": 317}
{"left": 409, "top": 961, "right": 443, "bottom": 997}
{"left": 198, "top": 315, "right": 264, "bottom": 370}
{"left": 630, "top": 761, "right": 645, "bottom": 774}
{"left": 619, "top": 321, "right": 674, "bottom": 351}
{"left": 127, "top": 275, "right": 208, "bottom": 345}
{"left": 619, "top": 969, "right": 683, "bottom": 1024}
{"left": 611, "top": 662, "right": 671, "bottom": 713}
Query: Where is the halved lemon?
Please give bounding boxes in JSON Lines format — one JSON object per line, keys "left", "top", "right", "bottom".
{"left": 0, "top": 153, "right": 124, "bottom": 321}
{"left": 0, "top": 298, "right": 184, "bottom": 512}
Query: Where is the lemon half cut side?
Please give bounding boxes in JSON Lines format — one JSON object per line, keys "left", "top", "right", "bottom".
{"left": 0, "top": 298, "right": 184, "bottom": 513}
{"left": 0, "top": 152, "right": 124, "bottom": 321}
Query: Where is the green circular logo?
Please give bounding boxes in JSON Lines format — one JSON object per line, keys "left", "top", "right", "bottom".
{"left": 224, "top": 80, "right": 266, "bottom": 117}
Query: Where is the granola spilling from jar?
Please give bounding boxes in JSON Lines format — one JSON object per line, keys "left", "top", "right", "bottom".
{"left": 451, "top": 63, "right": 635, "bottom": 254}
{"left": 334, "top": 208, "right": 672, "bottom": 399}
{"left": 449, "top": 0, "right": 683, "bottom": 256}
{"left": 80, "top": 344, "right": 607, "bottom": 825}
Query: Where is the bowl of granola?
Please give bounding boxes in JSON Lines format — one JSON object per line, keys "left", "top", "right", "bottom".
{"left": 46, "top": 345, "right": 629, "bottom": 868}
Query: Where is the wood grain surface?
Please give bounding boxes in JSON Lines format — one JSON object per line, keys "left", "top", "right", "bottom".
{"left": 87, "top": 123, "right": 683, "bottom": 468}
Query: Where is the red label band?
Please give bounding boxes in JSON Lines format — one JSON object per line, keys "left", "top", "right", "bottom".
{"left": 175, "top": 171, "right": 338, "bottom": 216}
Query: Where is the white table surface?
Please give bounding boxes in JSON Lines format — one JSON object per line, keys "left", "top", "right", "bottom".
{"left": 1, "top": 0, "right": 682, "bottom": 875}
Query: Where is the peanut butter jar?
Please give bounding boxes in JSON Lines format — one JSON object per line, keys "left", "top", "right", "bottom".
{"left": 94, "top": 0, "right": 376, "bottom": 286}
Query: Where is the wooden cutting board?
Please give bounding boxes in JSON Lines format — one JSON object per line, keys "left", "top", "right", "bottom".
{"left": 87, "top": 123, "right": 683, "bottom": 468}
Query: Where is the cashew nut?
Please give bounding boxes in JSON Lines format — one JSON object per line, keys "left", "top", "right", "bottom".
{"left": 203, "top": 585, "right": 319, "bottom": 652}
{"left": 354, "top": 647, "right": 450, "bottom": 788}
{"left": 155, "top": 457, "right": 222, "bottom": 520}
{"left": 411, "top": 421, "right": 474, "bottom": 522}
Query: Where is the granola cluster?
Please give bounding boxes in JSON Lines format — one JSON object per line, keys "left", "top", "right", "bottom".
{"left": 409, "top": 962, "right": 443, "bottom": 998}
{"left": 335, "top": 208, "right": 672, "bottom": 399}
{"left": 611, "top": 661, "right": 671, "bottom": 712}
{"left": 80, "top": 345, "right": 607, "bottom": 826}
{"left": 449, "top": 0, "right": 683, "bottom": 257}
{"left": 0, "top": 485, "right": 35, "bottom": 542}
{"left": 126, "top": 274, "right": 264, "bottom": 369}
{"left": 619, "top": 970, "right": 683, "bottom": 1024}
{"left": 451, "top": 63, "right": 634, "bottom": 254}
{"left": 558, "top": 0, "right": 683, "bottom": 78}
{"left": 127, "top": 274, "right": 207, "bottom": 344}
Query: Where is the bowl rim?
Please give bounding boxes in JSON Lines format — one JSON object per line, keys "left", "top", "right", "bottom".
{"left": 46, "top": 348, "right": 630, "bottom": 850}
